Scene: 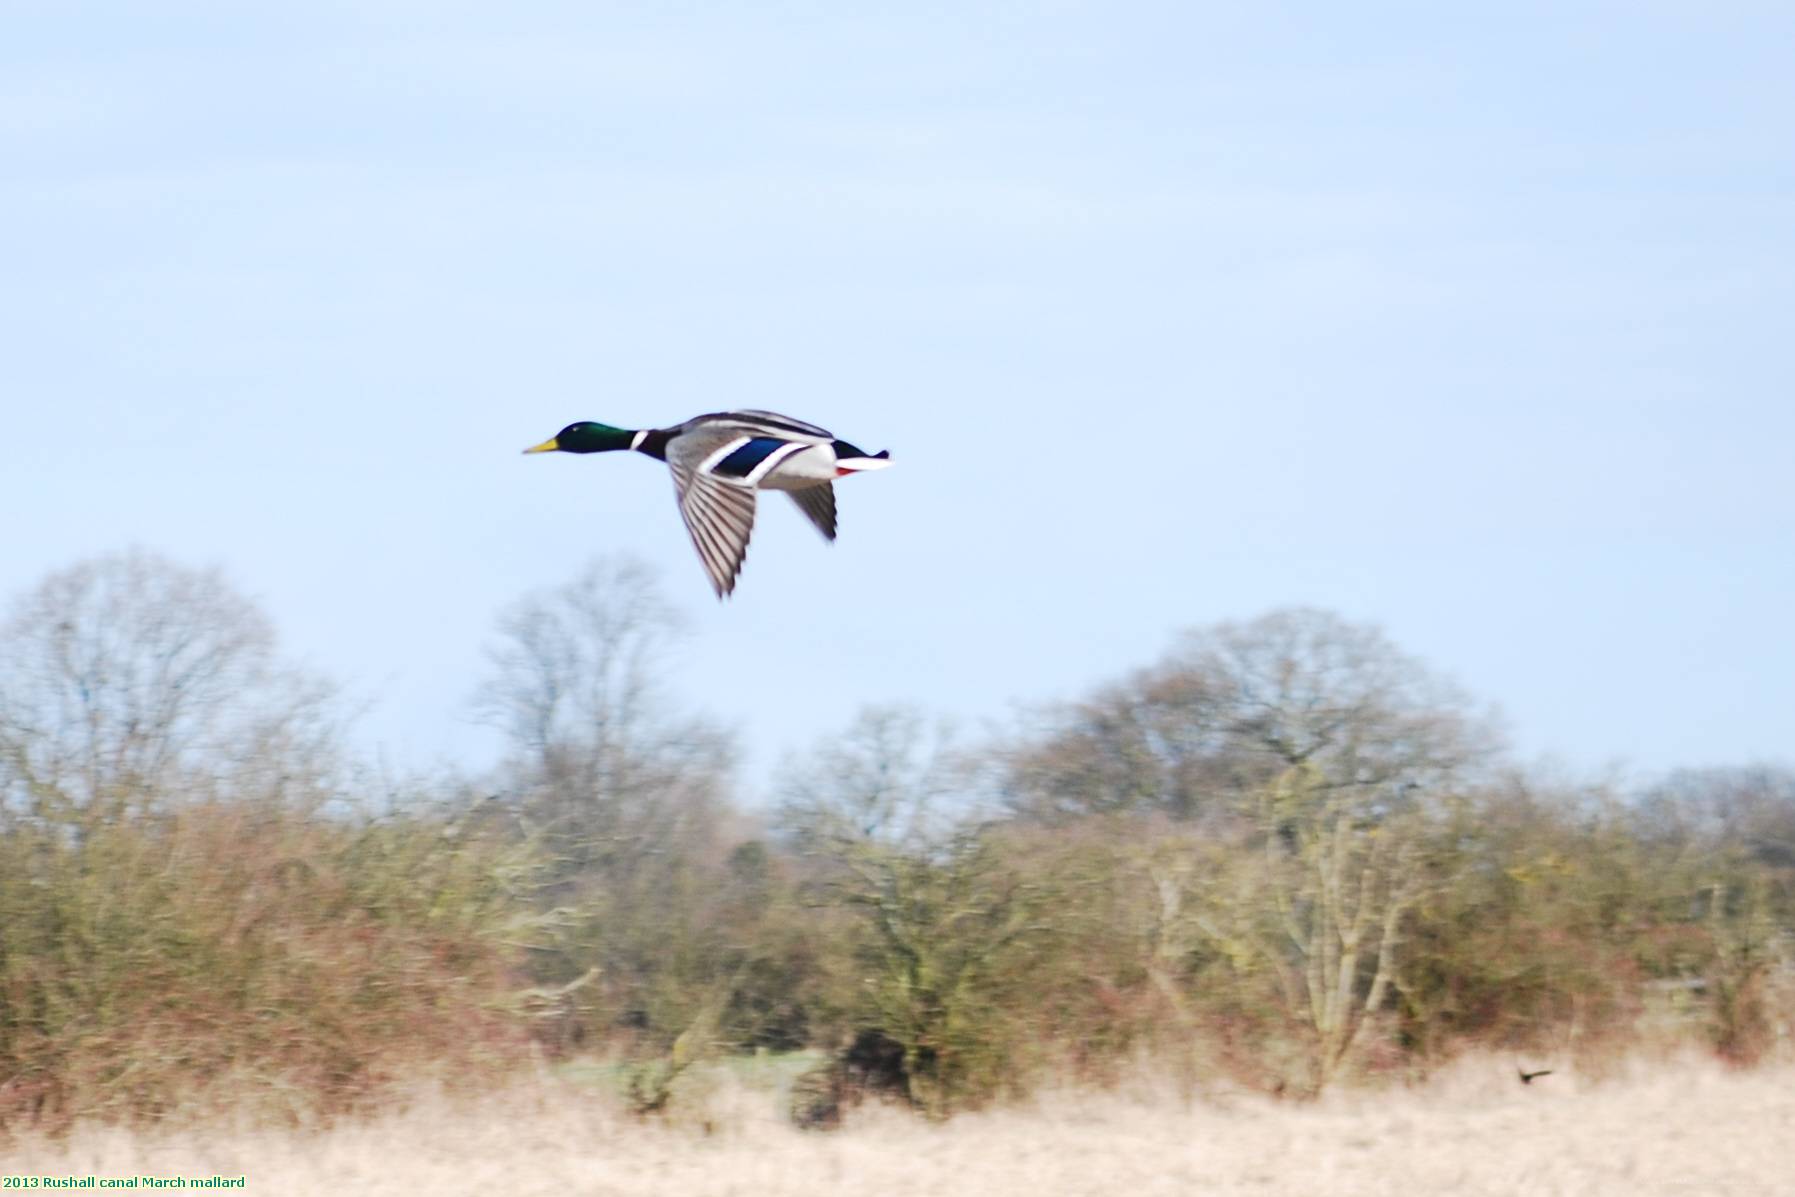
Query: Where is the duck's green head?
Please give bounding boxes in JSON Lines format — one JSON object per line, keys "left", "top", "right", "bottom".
{"left": 523, "top": 421, "right": 635, "bottom": 455}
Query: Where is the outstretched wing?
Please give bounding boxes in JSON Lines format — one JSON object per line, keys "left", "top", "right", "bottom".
{"left": 787, "top": 484, "right": 837, "bottom": 541}
{"left": 669, "top": 463, "right": 758, "bottom": 598}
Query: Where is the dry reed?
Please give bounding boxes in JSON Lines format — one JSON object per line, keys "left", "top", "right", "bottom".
{"left": 7, "top": 1054, "right": 1790, "bottom": 1196}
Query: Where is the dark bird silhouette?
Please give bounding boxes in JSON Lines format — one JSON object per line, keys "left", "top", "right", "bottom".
{"left": 1518, "top": 1067, "right": 1554, "bottom": 1085}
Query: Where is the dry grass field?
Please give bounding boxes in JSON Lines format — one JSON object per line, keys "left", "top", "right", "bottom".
{"left": 8, "top": 1055, "right": 1792, "bottom": 1196}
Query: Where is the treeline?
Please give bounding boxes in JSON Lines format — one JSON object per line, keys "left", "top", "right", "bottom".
{"left": 0, "top": 551, "right": 1790, "bottom": 1129}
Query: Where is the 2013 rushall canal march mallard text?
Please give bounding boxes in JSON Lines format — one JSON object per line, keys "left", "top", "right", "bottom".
{"left": 4, "top": 1177, "right": 247, "bottom": 1189}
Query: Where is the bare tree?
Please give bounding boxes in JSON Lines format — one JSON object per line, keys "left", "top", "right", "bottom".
{"left": 1185, "top": 608, "right": 1491, "bottom": 793}
{"left": 0, "top": 549, "right": 336, "bottom": 821}
{"left": 999, "top": 608, "right": 1497, "bottom": 1091}
{"left": 476, "top": 556, "right": 685, "bottom": 786}
{"left": 473, "top": 556, "right": 739, "bottom": 1046}
{"left": 776, "top": 705, "right": 958, "bottom": 855}
{"left": 1001, "top": 608, "right": 1492, "bottom": 826}
{"left": 997, "top": 666, "right": 1232, "bottom": 824}
{"left": 474, "top": 556, "right": 731, "bottom": 860}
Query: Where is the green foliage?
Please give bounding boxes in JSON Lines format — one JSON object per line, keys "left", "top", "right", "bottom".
{"left": 839, "top": 833, "right": 1051, "bottom": 1115}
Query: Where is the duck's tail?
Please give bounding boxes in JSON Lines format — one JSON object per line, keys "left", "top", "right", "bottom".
{"left": 834, "top": 446, "right": 892, "bottom": 474}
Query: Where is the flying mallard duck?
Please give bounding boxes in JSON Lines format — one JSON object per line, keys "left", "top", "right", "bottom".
{"left": 525, "top": 409, "right": 891, "bottom": 598}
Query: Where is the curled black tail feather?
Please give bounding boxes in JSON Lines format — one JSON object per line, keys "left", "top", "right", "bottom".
{"left": 832, "top": 440, "right": 889, "bottom": 460}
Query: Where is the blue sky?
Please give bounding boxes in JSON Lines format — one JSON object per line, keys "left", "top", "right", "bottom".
{"left": 5, "top": 2, "right": 1792, "bottom": 792}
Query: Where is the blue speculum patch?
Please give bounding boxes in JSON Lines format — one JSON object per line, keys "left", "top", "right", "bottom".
{"left": 713, "top": 437, "right": 788, "bottom": 479}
